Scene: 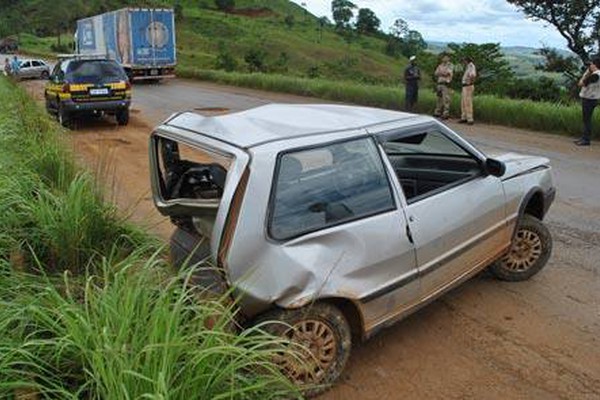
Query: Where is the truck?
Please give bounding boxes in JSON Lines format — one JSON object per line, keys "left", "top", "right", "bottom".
{"left": 76, "top": 8, "right": 176, "bottom": 81}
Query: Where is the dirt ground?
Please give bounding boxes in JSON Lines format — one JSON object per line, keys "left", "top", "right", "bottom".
{"left": 20, "top": 79, "right": 600, "bottom": 400}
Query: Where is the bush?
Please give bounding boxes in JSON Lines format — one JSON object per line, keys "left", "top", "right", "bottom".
{"left": 505, "top": 76, "right": 568, "bottom": 103}
{"left": 215, "top": 46, "right": 238, "bottom": 72}
{"left": 244, "top": 48, "right": 267, "bottom": 73}
{"left": 215, "top": 0, "right": 235, "bottom": 12}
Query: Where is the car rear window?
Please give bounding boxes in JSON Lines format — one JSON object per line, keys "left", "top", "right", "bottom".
{"left": 270, "top": 138, "right": 396, "bottom": 240}
{"left": 66, "top": 60, "right": 127, "bottom": 84}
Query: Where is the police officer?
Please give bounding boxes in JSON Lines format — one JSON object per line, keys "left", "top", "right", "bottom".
{"left": 434, "top": 54, "right": 453, "bottom": 119}
{"left": 459, "top": 57, "right": 477, "bottom": 125}
{"left": 404, "top": 55, "right": 421, "bottom": 112}
{"left": 576, "top": 58, "right": 600, "bottom": 146}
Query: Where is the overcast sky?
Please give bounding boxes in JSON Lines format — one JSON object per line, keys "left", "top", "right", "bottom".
{"left": 291, "top": 0, "right": 567, "bottom": 49}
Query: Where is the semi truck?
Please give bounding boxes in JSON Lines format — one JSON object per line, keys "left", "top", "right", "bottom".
{"left": 76, "top": 8, "right": 176, "bottom": 81}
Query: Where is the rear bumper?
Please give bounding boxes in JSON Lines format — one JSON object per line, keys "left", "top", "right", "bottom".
{"left": 128, "top": 66, "right": 176, "bottom": 81}
{"left": 62, "top": 99, "right": 130, "bottom": 112}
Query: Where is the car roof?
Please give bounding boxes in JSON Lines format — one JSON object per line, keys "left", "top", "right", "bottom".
{"left": 164, "top": 104, "right": 432, "bottom": 149}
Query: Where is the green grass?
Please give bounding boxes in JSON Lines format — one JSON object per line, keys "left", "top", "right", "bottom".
{"left": 178, "top": 67, "right": 596, "bottom": 138}
{"left": 0, "top": 76, "right": 303, "bottom": 398}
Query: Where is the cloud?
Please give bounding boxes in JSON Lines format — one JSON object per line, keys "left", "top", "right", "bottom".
{"left": 291, "top": 0, "right": 567, "bottom": 49}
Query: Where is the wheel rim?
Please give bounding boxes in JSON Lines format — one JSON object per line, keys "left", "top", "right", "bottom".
{"left": 278, "top": 319, "right": 337, "bottom": 385}
{"left": 500, "top": 228, "right": 543, "bottom": 272}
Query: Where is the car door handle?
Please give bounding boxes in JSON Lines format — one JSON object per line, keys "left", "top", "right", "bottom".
{"left": 406, "top": 224, "right": 414, "bottom": 244}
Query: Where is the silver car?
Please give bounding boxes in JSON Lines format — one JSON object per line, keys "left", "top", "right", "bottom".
{"left": 149, "top": 104, "right": 555, "bottom": 395}
{"left": 17, "top": 59, "right": 50, "bottom": 79}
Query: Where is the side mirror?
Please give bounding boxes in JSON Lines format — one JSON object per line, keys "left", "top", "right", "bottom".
{"left": 485, "top": 158, "right": 506, "bottom": 177}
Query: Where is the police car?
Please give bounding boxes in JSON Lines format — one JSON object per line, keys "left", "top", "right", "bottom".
{"left": 44, "top": 55, "right": 131, "bottom": 128}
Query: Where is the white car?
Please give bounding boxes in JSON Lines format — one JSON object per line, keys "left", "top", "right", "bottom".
{"left": 17, "top": 59, "right": 50, "bottom": 79}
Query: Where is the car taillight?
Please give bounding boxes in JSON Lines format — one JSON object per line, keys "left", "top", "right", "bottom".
{"left": 61, "top": 83, "right": 70, "bottom": 93}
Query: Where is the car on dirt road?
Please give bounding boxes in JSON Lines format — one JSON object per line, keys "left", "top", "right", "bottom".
{"left": 44, "top": 56, "right": 131, "bottom": 128}
{"left": 16, "top": 59, "right": 51, "bottom": 80}
{"left": 149, "top": 104, "right": 556, "bottom": 395}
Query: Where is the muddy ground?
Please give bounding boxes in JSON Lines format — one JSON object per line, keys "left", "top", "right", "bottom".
{"left": 21, "top": 79, "right": 600, "bottom": 400}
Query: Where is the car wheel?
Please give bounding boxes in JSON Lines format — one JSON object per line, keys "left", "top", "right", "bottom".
{"left": 254, "top": 303, "right": 352, "bottom": 397}
{"left": 489, "top": 214, "right": 552, "bottom": 281}
{"left": 116, "top": 109, "right": 129, "bottom": 126}
{"left": 57, "top": 104, "right": 72, "bottom": 129}
{"left": 41, "top": 70, "right": 49, "bottom": 79}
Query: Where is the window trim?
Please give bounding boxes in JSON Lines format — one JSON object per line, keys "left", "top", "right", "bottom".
{"left": 378, "top": 124, "right": 488, "bottom": 205}
{"left": 266, "top": 135, "right": 398, "bottom": 242}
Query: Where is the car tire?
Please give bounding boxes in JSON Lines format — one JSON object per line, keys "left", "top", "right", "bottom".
{"left": 254, "top": 303, "right": 352, "bottom": 397}
{"left": 57, "top": 103, "right": 72, "bottom": 129}
{"left": 116, "top": 109, "right": 129, "bottom": 126}
{"left": 41, "top": 70, "right": 49, "bottom": 80}
{"left": 489, "top": 214, "right": 552, "bottom": 281}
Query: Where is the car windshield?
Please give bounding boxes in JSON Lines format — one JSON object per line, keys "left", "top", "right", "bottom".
{"left": 66, "top": 60, "right": 127, "bottom": 84}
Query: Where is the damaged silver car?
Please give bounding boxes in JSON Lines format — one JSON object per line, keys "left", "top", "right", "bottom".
{"left": 149, "top": 104, "right": 555, "bottom": 394}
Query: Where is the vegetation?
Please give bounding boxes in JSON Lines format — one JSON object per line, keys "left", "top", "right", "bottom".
{"left": 0, "top": 76, "right": 303, "bottom": 398}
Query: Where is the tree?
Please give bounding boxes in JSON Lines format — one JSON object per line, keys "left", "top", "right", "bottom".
{"left": 215, "top": 0, "right": 235, "bottom": 12}
{"left": 507, "top": 0, "right": 600, "bottom": 64}
{"left": 385, "top": 18, "right": 427, "bottom": 58}
{"left": 447, "top": 42, "right": 515, "bottom": 95}
{"left": 284, "top": 14, "right": 295, "bottom": 29}
{"left": 331, "top": 0, "right": 356, "bottom": 30}
{"left": 355, "top": 8, "right": 380, "bottom": 34}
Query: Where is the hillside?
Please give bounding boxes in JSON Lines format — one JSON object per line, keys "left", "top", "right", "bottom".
{"left": 5, "top": 0, "right": 408, "bottom": 85}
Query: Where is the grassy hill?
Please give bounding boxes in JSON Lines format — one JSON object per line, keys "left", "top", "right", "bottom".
{"left": 11, "top": 0, "right": 407, "bottom": 85}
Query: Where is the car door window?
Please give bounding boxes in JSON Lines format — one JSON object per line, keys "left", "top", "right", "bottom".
{"left": 382, "top": 130, "right": 482, "bottom": 202}
{"left": 31, "top": 61, "right": 41, "bottom": 67}
{"left": 270, "top": 137, "right": 396, "bottom": 240}
{"left": 21, "top": 61, "right": 30, "bottom": 68}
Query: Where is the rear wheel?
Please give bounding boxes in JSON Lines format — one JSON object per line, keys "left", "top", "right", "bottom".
{"left": 116, "top": 109, "right": 129, "bottom": 126}
{"left": 489, "top": 214, "right": 552, "bottom": 281}
{"left": 254, "top": 303, "right": 352, "bottom": 397}
{"left": 40, "top": 70, "right": 49, "bottom": 79}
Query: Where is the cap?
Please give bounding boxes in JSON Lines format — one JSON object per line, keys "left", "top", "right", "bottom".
{"left": 409, "top": 55, "right": 416, "bottom": 61}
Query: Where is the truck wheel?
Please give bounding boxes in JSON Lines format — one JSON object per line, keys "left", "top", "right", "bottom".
{"left": 489, "top": 214, "right": 552, "bottom": 281}
{"left": 254, "top": 303, "right": 352, "bottom": 397}
{"left": 116, "top": 109, "right": 129, "bottom": 126}
{"left": 57, "top": 104, "right": 72, "bottom": 129}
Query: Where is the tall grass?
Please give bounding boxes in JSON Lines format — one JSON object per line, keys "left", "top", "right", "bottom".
{"left": 178, "top": 67, "right": 597, "bottom": 138}
{"left": 0, "top": 251, "right": 301, "bottom": 399}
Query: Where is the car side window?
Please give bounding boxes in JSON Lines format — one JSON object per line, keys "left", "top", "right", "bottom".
{"left": 31, "top": 61, "right": 41, "bottom": 67}
{"left": 270, "top": 137, "right": 396, "bottom": 240}
{"left": 382, "top": 130, "right": 482, "bottom": 202}
{"left": 21, "top": 61, "right": 30, "bottom": 68}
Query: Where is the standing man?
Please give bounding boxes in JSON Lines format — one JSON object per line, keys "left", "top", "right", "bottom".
{"left": 434, "top": 54, "right": 454, "bottom": 119}
{"left": 575, "top": 58, "right": 600, "bottom": 146}
{"left": 3, "top": 58, "right": 12, "bottom": 76}
{"left": 404, "top": 55, "right": 421, "bottom": 112}
{"left": 460, "top": 57, "right": 477, "bottom": 125}
{"left": 10, "top": 55, "right": 20, "bottom": 78}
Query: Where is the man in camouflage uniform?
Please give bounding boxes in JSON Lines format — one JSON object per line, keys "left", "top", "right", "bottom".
{"left": 434, "top": 54, "right": 454, "bottom": 119}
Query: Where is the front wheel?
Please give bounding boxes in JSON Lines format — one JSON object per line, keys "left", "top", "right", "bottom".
{"left": 254, "top": 303, "right": 352, "bottom": 397}
{"left": 489, "top": 214, "right": 552, "bottom": 281}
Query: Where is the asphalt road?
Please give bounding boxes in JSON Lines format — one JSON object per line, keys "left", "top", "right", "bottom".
{"left": 19, "top": 76, "right": 600, "bottom": 400}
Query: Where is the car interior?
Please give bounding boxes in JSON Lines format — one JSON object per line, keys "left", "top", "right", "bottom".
{"left": 382, "top": 131, "right": 483, "bottom": 201}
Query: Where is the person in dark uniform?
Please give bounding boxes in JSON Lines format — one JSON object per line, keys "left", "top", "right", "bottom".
{"left": 404, "top": 55, "right": 421, "bottom": 112}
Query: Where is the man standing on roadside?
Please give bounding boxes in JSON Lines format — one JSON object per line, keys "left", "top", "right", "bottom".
{"left": 575, "top": 58, "right": 600, "bottom": 146}
{"left": 3, "top": 58, "right": 11, "bottom": 76}
{"left": 10, "top": 55, "right": 20, "bottom": 77}
{"left": 404, "top": 55, "right": 421, "bottom": 112}
{"left": 459, "top": 57, "right": 477, "bottom": 125}
{"left": 434, "top": 54, "right": 453, "bottom": 119}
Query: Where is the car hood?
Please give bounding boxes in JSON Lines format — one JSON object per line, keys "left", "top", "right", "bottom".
{"left": 493, "top": 152, "right": 550, "bottom": 179}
